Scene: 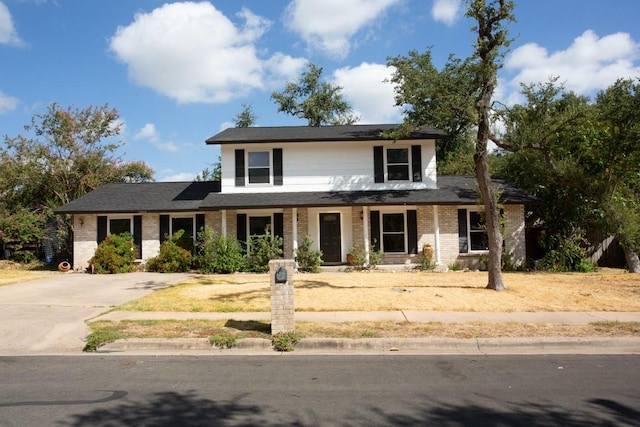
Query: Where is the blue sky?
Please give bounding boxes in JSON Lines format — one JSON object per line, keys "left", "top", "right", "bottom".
{"left": 1, "top": 0, "right": 639, "bottom": 182}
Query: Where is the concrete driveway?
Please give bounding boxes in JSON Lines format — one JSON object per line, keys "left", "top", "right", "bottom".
{"left": 0, "top": 272, "right": 194, "bottom": 355}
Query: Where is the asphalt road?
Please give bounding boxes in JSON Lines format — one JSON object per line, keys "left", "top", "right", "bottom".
{"left": 1, "top": 355, "right": 638, "bottom": 426}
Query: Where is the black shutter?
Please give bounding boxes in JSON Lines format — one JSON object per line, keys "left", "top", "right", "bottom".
{"left": 407, "top": 210, "right": 418, "bottom": 254}
{"left": 235, "top": 149, "right": 245, "bottom": 187}
{"left": 370, "top": 210, "right": 381, "bottom": 251}
{"left": 133, "top": 215, "right": 142, "bottom": 259}
{"left": 196, "top": 214, "right": 205, "bottom": 234}
{"left": 159, "top": 214, "right": 170, "bottom": 243}
{"left": 237, "top": 213, "right": 247, "bottom": 253}
{"left": 97, "top": 216, "right": 107, "bottom": 244}
{"left": 373, "top": 146, "right": 384, "bottom": 183}
{"left": 458, "top": 209, "right": 468, "bottom": 253}
{"left": 273, "top": 212, "right": 284, "bottom": 256}
{"left": 273, "top": 148, "right": 283, "bottom": 186}
{"left": 411, "top": 145, "right": 422, "bottom": 182}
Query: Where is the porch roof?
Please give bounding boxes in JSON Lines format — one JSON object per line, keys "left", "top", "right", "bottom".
{"left": 54, "top": 176, "right": 535, "bottom": 215}
{"left": 54, "top": 181, "right": 220, "bottom": 214}
{"left": 199, "top": 176, "right": 536, "bottom": 209}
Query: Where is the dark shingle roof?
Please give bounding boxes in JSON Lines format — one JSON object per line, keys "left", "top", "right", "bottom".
{"left": 199, "top": 176, "right": 535, "bottom": 209}
{"left": 206, "top": 124, "right": 448, "bottom": 144}
{"left": 54, "top": 177, "right": 535, "bottom": 214}
{"left": 54, "top": 181, "right": 220, "bottom": 214}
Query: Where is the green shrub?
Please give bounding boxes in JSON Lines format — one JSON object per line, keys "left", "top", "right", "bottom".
{"left": 90, "top": 233, "right": 136, "bottom": 274}
{"left": 417, "top": 244, "right": 436, "bottom": 271}
{"left": 271, "top": 331, "right": 300, "bottom": 352}
{"left": 538, "top": 232, "right": 593, "bottom": 272}
{"left": 83, "top": 327, "right": 124, "bottom": 352}
{"left": 248, "top": 228, "right": 283, "bottom": 273}
{"left": 209, "top": 333, "right": 238, "bottom": 349}
{"left": 146, "top": 230, "right": 193, "bottom": 273}
{"left": 295, "top": 236, "right": 323, "bottom": 273}
{"left": 195, "top": 226, "right": 247, "bottom": 274}
{"left": 348, "top": 242, "right": 383, "bottom": 270}
{"left": 448, "top": 262, "right": 462, "bottom": 271}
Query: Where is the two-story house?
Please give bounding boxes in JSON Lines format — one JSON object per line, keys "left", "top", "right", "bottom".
{"left": 55, "top": 124, "right": 533, "bottom": 271}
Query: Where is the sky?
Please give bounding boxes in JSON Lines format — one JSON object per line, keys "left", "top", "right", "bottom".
{"left": 1, "top": 0, "right": 639, "bottom": 182}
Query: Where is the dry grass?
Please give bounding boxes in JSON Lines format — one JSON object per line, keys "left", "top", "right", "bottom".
{"left": 118, "top": 269, "right": 640, "bottom": 313}
{"left": 87, "top": 319, "right": 640, "bottom": 341}
{"left": 0, "top": 261, "right": 50, "bottom": 286}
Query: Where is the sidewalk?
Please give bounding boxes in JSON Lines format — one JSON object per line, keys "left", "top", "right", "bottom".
{"left": 95, "top": 310, "right": 640, "bottom": 355}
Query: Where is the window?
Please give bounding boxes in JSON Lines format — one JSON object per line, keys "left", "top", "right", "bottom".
{"left": 109, "top": 218, "right": 131, "bottom": 236}
{"left": 468, "top": 211, "right": 489, "bottom": 251}
{"left": 386, "top": 148, "right": 409, "bottom": 181}
{"left": 248, "top": 151, "right": 270, "bottom": 184}
{"left": 382, "top": 213, "right": 406, "bottom": 253}
{"left": 249, "top": 216, "right": 271, "bottom": 237}
{"left": 171, "top": 217, "right": 195, "bottom": 252}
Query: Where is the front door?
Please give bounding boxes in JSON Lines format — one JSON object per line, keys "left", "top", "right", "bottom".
{"left": 319, "top": 213, "right": 341, "bottom": 263}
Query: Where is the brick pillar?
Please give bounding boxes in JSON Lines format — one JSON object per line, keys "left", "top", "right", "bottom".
{"left": 269, "top": 259, "right": 295, "bottom": 334}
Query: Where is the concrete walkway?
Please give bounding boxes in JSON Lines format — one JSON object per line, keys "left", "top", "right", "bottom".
{"left": 96, "top": 310, "right": 640, "bottom": 324}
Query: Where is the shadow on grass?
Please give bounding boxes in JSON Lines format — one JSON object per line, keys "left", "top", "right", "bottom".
{"left": 296, "top": 280, "right": 376, "bottom": 290}
{"left": 225, "top": 319, "right": 271, "bottom": 334}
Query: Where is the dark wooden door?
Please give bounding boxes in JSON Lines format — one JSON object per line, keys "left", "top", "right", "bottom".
{"left": 319, "top": 213, "right": 341, "bottom": 263}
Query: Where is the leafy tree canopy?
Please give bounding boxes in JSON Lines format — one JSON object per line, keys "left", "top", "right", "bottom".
{"left": 0, "top": 103, "right": 154, "bottom": 260}
{"left": 271, "top": 63, "right": 358, "bottom": 127}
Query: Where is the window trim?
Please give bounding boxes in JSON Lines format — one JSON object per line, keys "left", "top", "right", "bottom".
{"left": 464, "top": 208, "right": 489, "bottom": 253}
{"left": 247, "top": 150, "right": 272, "bottom": 185}
{"left": 385, "top": 146, "right": 411, "bottom": 182}
{"left": 381, "top": 211, "right": 407, "bottom": 253}
{"left": 107, "top": 215, "right": 133, "bottom": 236}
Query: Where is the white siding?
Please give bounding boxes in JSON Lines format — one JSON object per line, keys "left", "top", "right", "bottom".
{"left": 220, "top": 140, "right": 437, "bottom": 194}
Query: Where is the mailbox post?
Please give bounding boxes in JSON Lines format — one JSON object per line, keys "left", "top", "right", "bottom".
{"left": 269, "top": 259, "right": 295, "bottom": 334}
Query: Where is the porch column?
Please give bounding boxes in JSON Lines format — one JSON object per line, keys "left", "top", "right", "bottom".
{"left": 362, "top": 206, "right": 370, "bottom": 264}
{"left": 292, "top": 208, "right": 298, "bottom": 258}
{"left": 433, "top": 205, "right": 442, "bottom": 265}
{"left": 221, "top": 210, "right": 227, "bottom": 237}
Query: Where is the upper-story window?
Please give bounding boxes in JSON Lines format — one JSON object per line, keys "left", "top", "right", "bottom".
{"left": 374, "top": 145, "right": 422, "bottom": 183}
{"left": 235, "top": 148, "right": 283, "bottom": 187}
{"left": 386, "top": 148, "right": 409, "bottom": 181}
{"left": 248, "top": 151, "right": 271, "bottom": 184}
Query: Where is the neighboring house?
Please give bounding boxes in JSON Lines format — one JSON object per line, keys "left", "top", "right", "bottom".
{"left": 55, "top": 124, "right": 534, "bottom": 271}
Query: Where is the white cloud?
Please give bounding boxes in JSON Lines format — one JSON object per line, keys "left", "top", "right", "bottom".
{"left": 0, "top": 2, "right": 23, "bottom": 46}
{"left": 333, "top": 62, "right": 401, "bottom": 124}
{"left": 134, "top": 123, "right": 179, "bottom": 152}
{"left": 284, "top": 0, "right": 401, "bottom": 58}
{"left": 110, "top": 2, "right": 303, "bottom": 104}
{"left": 0, "top": 90, "right": 19, "bottom": 113}
{"left": 504, "top": 30, "right": 640, "bottom": 100}
{"left": 431, "top": 0, "right": 462, "bottom": 26}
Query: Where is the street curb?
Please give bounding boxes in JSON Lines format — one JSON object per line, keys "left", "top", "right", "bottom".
{"left": 97, "top": 336, "right": 640, "bottom": 355}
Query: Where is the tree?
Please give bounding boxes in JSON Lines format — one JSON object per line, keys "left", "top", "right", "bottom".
{"left": 387, "top": 50, "right": 476, "bottom": 174}
{"left": 271, "top": 62, "right": 358, "bottom": 126}
{"left": 0, "top": 103, "right": 154, "bottom": 261}
{"left": 234, "top": 103, "right": 257, "bottom": 128}
{"left": 389, "top": 0, "right": 514, "bottom": 289}
{"left": 468, "top": 0, "right": 516, "bottom": 290}
{"left": 497, "top": 78, "right": 640, "bottom": 272}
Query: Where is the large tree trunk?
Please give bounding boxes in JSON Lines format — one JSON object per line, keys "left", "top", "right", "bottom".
{"left": 623, "top": 247, "right": 640, "bottom": 273}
